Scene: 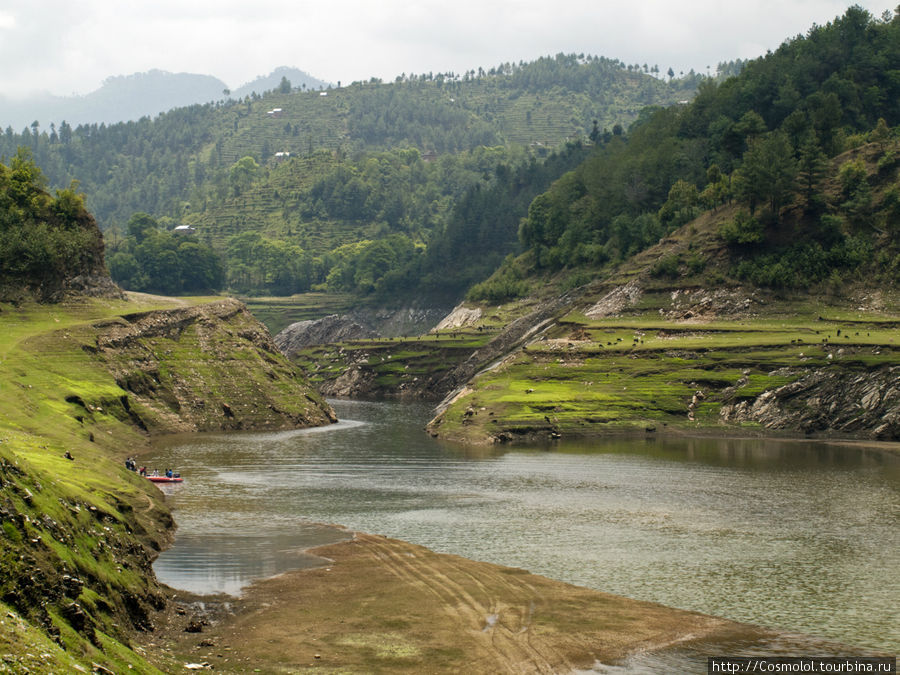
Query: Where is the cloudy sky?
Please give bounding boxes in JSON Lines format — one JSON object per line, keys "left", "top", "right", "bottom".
{"left": 0, "top": 0, "right": 893, "bottom": 98}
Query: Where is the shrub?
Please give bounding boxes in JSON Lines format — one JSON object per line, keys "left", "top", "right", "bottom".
{"left": 650, "top": 253, "right": 681, "bottom": 278}
{"left": 719, "top": 210, "right": 764, "bottom": 245}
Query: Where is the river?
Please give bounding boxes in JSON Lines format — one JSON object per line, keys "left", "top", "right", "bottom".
{"left": 147, "top": 399, "right": 899, "bottom": 660}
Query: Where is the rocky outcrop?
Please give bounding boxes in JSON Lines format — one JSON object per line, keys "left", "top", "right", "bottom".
{"left": 660, "top": 286, "right": 760, "bottom": 321}
{"left": 275, "top": 314, "right": 376, "bottom": 358}
{"left": 354, "top": 306, "right": 449, "bottom": 337}
{"left": 65, "top": 272, "right": 125, "bottom": 300}
{"left": 274, "top": 307, "right": 452, "bottom": 358}
{"left": 319, "top": 361, "right": 378, "bottom": 398}
{"left": 584, "top": 279, "right": 642, "bottom": 318}
{"left": 432, "top": 289, "right": 585, "bottom": 413}
{"left": 720, "top": 365, "right": 900, "bottom": 440}
{"left": 433, "top": 304, "right": 483, "bottom": 331}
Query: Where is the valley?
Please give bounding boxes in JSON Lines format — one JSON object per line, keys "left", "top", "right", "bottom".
{"left": 1, "top": 5, "right": 899, "bottom": 672}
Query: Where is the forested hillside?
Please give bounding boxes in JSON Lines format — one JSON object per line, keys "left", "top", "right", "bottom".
{"left": 487, "top": 6, "right": 900, "bottom": 299}
{"left": 0, "top": 54, "right": 701, "bottom": 300}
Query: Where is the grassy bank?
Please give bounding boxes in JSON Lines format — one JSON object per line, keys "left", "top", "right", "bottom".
{"left": 427, "top": 289, "right": 900, "bottom": 444}
{"left": 0, "top": 292, "right": 333, "bottom": 671}
{"left": 0, "top": 294, "right": 185, "bottom": 670}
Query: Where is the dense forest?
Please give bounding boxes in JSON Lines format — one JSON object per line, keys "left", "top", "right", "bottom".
{"left": 0, "top": 54, "right": 703, "bottom": 299}
{"left": 483, "top": 5, "right": 900, "bottom": 301}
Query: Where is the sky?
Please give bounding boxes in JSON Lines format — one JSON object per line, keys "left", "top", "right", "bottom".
{"left": 0, "top": 0, "right": 894, "bottom": 99}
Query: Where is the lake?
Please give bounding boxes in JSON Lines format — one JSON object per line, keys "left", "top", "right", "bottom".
{"left": 147, "top": 398, "right": 899, "bottom": 657}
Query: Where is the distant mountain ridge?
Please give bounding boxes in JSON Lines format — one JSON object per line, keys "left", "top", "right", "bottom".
{"left": 0, "top": 67, "right": 330, "bottom": 129}
{"left": 232, "top": 66, "right": 330, "bottom": 98}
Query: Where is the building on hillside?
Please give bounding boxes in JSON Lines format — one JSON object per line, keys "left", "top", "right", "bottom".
{"left": 173, "top": 225, "right": 196, "bottom": 235}
{"left": 267, "top": 108, "right": 283, "bottom": 117}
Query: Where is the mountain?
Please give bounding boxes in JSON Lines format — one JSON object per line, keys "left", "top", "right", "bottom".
{"left": 0, "top": 70, "right": 229, "bottom": 128}
{"left": 231, "top": 66, "right": 331, "bottom": 98}
{"left": 0, "top": 67, "right": 330, "bottom": 129}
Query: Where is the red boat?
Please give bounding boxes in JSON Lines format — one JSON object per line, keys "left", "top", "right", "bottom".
{"left": 147, "top": 475, "right": 183, "bottom": 483}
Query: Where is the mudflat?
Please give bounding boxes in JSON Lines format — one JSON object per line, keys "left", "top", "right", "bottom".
{"left": 148, "top": 531, "right": 763, "bottom": 673}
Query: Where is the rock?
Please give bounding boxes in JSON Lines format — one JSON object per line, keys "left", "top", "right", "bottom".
{"left": 61, "top": 575, "right": 84, "bottom": 598}
{"left": 719, "top": 365, "right": 900, "bottom": 441}
{"left": 584, "top": 280, "right": 642, "bottom": 319}
{"left": 434, "top": 304, "right": 483, "bottom": 331}
{"left": 185, "top": 618, "right": 207, "bottom": 633}
{"left": 274, "top": 315, "right": 376, "bottom": 357}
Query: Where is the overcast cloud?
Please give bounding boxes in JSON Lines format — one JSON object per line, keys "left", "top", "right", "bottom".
{"left": 0, "top": 1, "right": 893, "bottom": 98}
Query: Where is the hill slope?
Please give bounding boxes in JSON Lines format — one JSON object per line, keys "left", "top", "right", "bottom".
{"left": 0, "top": 294, "right": 335, "bottom": 671}
{"left": 0, "top": 54, "right": 702, "bottom": 302}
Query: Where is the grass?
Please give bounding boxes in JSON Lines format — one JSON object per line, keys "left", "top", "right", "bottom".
{"left": 0, "top": 294, "right": 193, "bottom": 671}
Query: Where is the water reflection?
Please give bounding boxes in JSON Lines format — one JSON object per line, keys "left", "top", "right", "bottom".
{"left": 148, "top": 399, "right": 899, "bottom": 653}
{"left": 153, "top": 529, "right": 344, "bottom": 596}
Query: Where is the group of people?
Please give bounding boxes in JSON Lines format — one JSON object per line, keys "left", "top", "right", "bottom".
{"left": 125, "top": 457, "right": 177, "bottom": 478}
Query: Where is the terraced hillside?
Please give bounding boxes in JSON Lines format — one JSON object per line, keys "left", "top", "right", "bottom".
{"left": 426, "top": 287, "right": 900, "bottom": 444}
{"left": 1, "top": 54, "right": 700, "bottom": 237}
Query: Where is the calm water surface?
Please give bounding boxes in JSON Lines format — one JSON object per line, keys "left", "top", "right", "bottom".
{"left": 148, "top": 399, "right": 899, "bottom": 658}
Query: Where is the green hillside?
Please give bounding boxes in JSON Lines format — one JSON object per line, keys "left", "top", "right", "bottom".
{"left": 1, "top": 55, "right": 701, "bottom": 301}
{"left": 1, "top": 54, "right": 699, "bottom": 233}
{"left": 474, "top": 6, "right": 900, "bottom": 303}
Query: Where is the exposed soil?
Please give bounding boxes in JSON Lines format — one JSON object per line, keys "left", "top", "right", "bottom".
{"left": 146, "top": 532, "right": 763, "bottom": 673}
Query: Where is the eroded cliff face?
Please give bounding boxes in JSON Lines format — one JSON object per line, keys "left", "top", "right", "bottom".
{"left": 275, "top": 314, "right": 376, "bottom": 359}
{"left": 87, "top": 298, "right": 336, "bottom": 433}
{"left": 720, "top": 366, "right": 900, "bottom": 440}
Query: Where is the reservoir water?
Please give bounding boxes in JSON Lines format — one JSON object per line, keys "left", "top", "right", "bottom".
{"left": 148, "top": 399, "right": 899, "bottom": 657}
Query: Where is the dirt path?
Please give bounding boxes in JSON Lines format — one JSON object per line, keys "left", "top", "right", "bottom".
{"left": 147, "top": 532, "right": 764, "bottom": 673}
{"left": 124, "top": 291, "right": 190, "bottom": 307}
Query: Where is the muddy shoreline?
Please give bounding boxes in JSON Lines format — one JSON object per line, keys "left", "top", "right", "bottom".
{"left": 144, "top": 531, "right": 775, "bottom": 673}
